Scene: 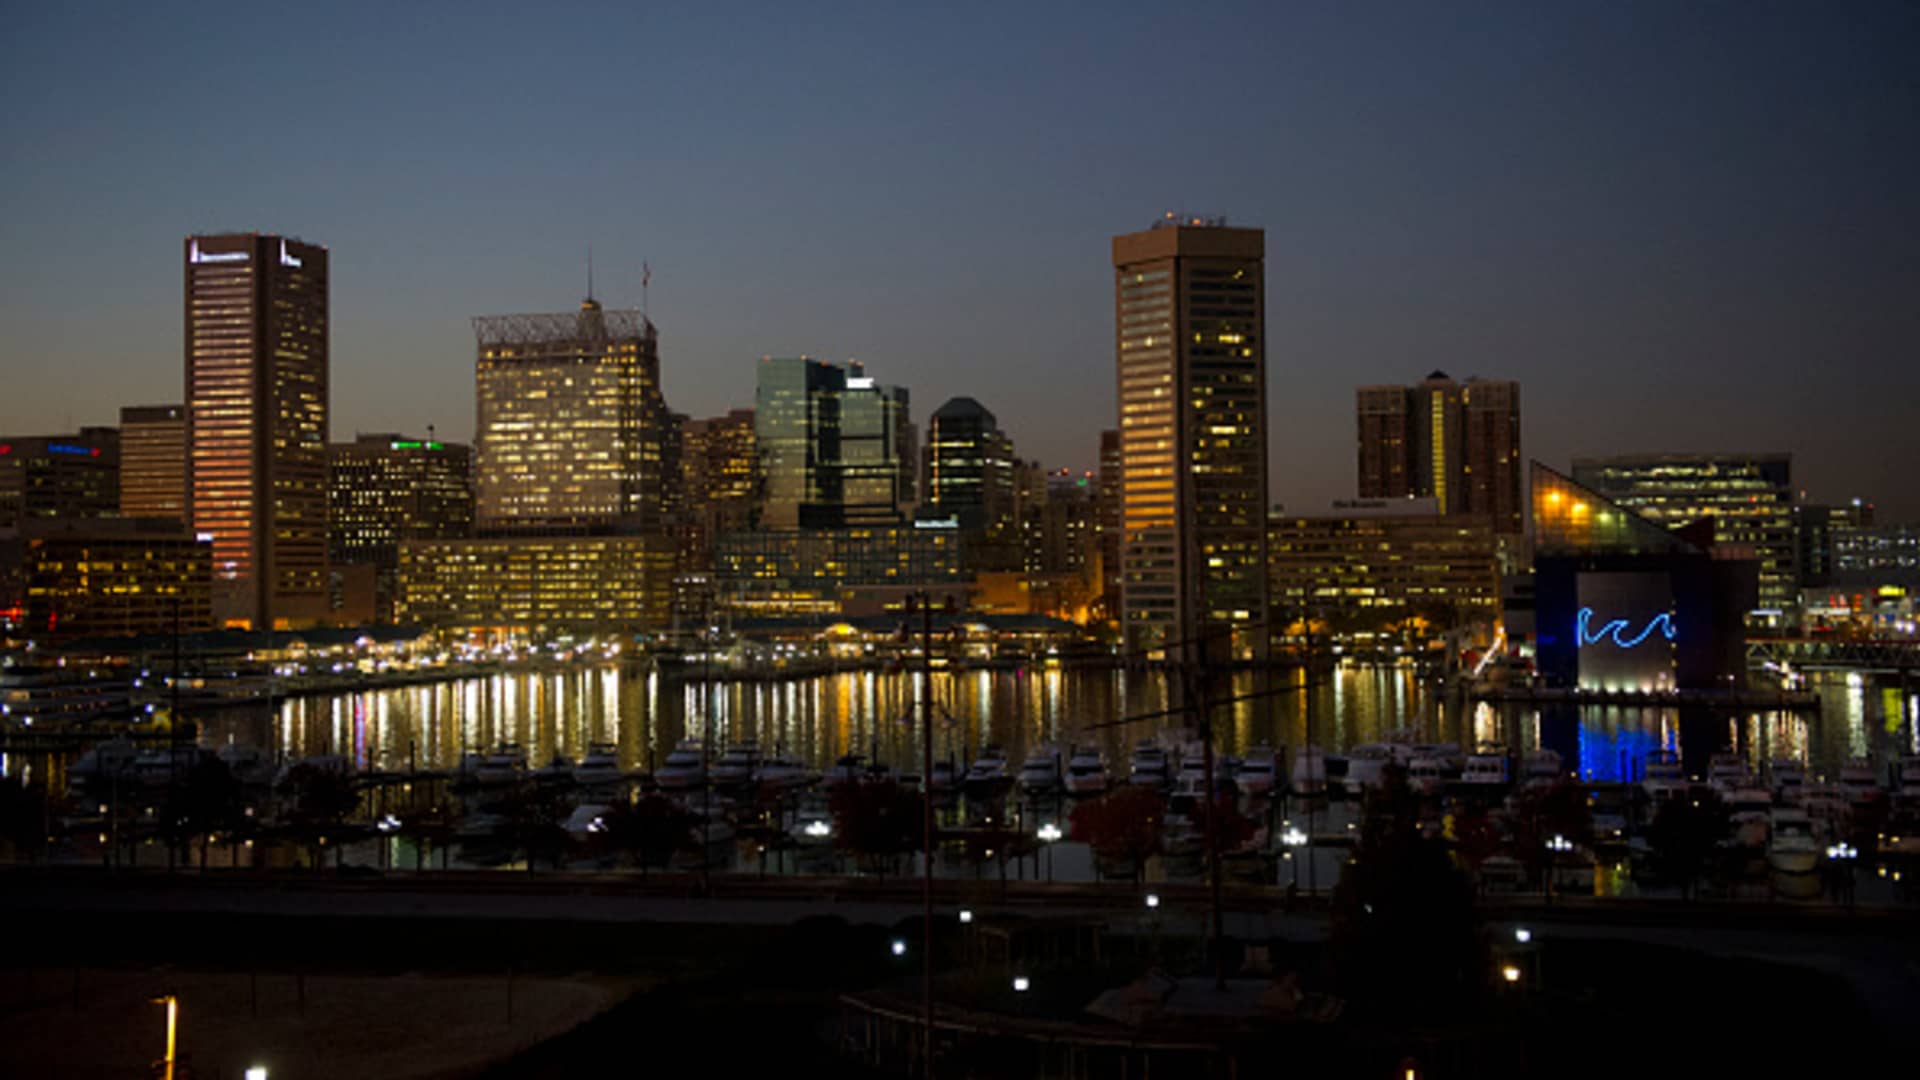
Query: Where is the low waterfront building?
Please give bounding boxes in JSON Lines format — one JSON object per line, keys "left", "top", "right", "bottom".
{"left": 1266, "top": 501, "right": 1498, "bottom": 639}
{"left": 0, "top": 428, "right": 120, "bottom": 529}
{"left": 0, "top": 518, "right": 212, "bottom": 639}
{"left": 1531, "top": 462, "right": 1756, "bottom": 692}
{"left": 714, "top": 524, "right": 965, "bottom": 616}
{"left": 395, "top": 532, "right": 675, "bottom": 635}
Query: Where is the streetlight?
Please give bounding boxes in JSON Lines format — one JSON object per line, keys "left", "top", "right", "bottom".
{"left": 1036, "top": 822, "right": 1062, "bottom": 883}
{"left": 1501, "top": 965, "right": 1522, "bottom": 984}
{"left": 892, "top": 939, "right": 908, "bottom": 957}
{"left": 1281, "top": 825, "right": 1308, "bottom": 890}
{"left": 958, "top": 909, "right": 973, "bottom": 925}
{"left": 246, "top": 1068, "right": 269, "bottom": 1080}
{"left": 1011, "top": 976, "right": 1031, "bottom": 992}
{"left": 1144, "top": 892, "right": 1160, "bottom": 909}
{"left": 1514, "top": 927, "right": 1532, "bottom": 944}
{"left": 151, "top": 994, "right": 178, "bottom": 1080}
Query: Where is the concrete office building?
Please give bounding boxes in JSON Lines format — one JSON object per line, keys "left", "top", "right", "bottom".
{"left": 0, "top": 428, "right": 120, "bottom": 528}
{"left": 473, "top": 299, "right": 668, "bottom": 530}
{"left": 118, "top": 406, "right": 186, "bottom": 521}
{"left": 1357, "top": 372, "right": 1522, "bottom": 534}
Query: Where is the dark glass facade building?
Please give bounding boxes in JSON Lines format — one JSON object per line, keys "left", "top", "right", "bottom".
{"left": 0, "top": 428, "right": 120, "bottom": 528}
{"left": 1570, "top": 453, "right": 1793, "bottom": 619}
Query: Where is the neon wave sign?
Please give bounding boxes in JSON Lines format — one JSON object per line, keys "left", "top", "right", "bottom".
{"left": 1576, "top": 607, "right": 1676, "bottom": 648}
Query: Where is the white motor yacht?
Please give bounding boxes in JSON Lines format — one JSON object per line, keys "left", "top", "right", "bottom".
{"left": 753, "top": 750, "right": 813, "bottom": 790}
{"left": 1707, "top": 752, "right": 1750, "bottom": 794}
{"left": 1726, "top": 788, "right": 1774, "bottom": 849}
{"left": 1128, "top": 741, "right": 1169, "bottom": 789}
{"left": 965, "top": 745, "right": 1010, "bottom": 787}
{"left": 572, "top": 743, "right": 623, "bottom": 788}
{"left": 215, "top": 742, "right": 273, "bottom": 786}
{"left": 533, "top": 753, "right": 575, "bottom": 785}
{"left": 1838, "top": 757, "right": 1883, "bottom": 809}
{"left": 1461, "top": 752, "right": 1510, "bottom": 788}
{"left": 66, "top": 738, "right": 140, "bottom": 795}
{"left": 1344, "top": 744, "right": 1394, "bottom": 794}
{"left": 473, "top": 744, "right": 527, "bottom": 786}
{"left": 1522, "top": 748, "right": 1565, "bottom": 788}
{"left": 131, "top": 746, "right": 203, "bottom": 787}
{"left": 1235, "top": 745, "right": 1278, "bottom": 798}
{"left": 1796, "top": 784, "right": 1852, "bottom": 840}
{"left": 1016, "top": 747, "right": 1062, "bottom": 795}
{"left": 654, "top": 739, "right": 707, "bottom": 792}
{"left": 274, "top": 753, "right": 349, "bottom": 788}
{"left": 1768, "top": 758, "right": 1807, "bottom": 800}
{"left": 1062, "top": 747, "right": 1109, "bottom": 797}
{"left": 822, "top": 754, "right": 867, "bottom": 790}
{"left": 1640, "top": 749, "right": 1685, "bottom": 802}
{"left": 1767, "top": 807, "right": 1820, "bottom": 875}
{"left": 711, "top": 740, "right": 761, "bottom": 787}
{"left": 1407, "top": 756, "right": 1448, "bottom": 795}
{"left": 927, "top": 759, "right": 958, "bottom": 795}
{"left": 562, "top": 803, "right": 613, "bottom": 837}
{"left": 1289, "top": 745, "right": 1329, "bottom": 796}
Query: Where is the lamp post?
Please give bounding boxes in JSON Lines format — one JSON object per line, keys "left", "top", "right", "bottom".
{"left": 1036, "top": 821, "right": 1062, "bottom": 883}
{"left": 905, "top": 589, "right": 957, "bottom": 1078}
{"left": 151, "top": 994, "right": 177, "bottom": 1080}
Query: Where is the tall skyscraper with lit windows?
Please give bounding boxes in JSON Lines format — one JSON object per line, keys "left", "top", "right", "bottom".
{"left": 184, "top": 233, "right": 329, "bottom": 629}
{"left": 1357, "top": 372, "right": 1521, "bottom": 534}
{"left": 1112, "top": 215, "right": 1269, "bottom": 658}
{"left": 473, "top": 299, "right": 667, "bottom": 530}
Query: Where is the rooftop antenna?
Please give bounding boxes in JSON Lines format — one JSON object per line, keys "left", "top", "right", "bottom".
{"left": 586, "top": 245, "right": 595, "bottom": 303}
{"left": 642, "top": 260, "right": 651, "bottom": 320}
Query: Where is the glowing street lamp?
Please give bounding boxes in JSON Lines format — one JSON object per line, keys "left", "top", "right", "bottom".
{"left": 1012, "top": 976, "right": 1031, "bottom": 992}
{"left": 151, "top": 994, "right": 178, "bottom": 1080}
{"left": 1144, "top": 892, "right": 1160, "bottom": 909}
{"left": 958, "top": 909, "right": 973, "bottom": 924}
{"left": 891, "top": 939, "right": 908, "bottom": 957}
{"left": 1036, "top": 822, "right": 1063, "bottom": 843}
{"left": 246, "top": 1068, "right": 269, "bottom": 1080}
{"left": 1501, "top": 965, "right": 1522, "bottom": 984}
{"left": 1514, "top": 927, "right": 1533, "bottom": 944}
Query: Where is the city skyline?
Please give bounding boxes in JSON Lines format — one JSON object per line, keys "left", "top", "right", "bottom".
{"left": 3, "top": 4, "right": 1917, "bottom": 517}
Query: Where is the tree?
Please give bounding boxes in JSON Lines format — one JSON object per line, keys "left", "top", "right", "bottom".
{"left": 1069, "top": 785, "right": 1163, "bottom": 883}
{"left": 277, "top": 763, "right": 359, "bottom": 868}
{"left": 500, "top": 786, "right": 571, "bottom": 873}
{"left": 1645, "top": 791, "right": 1731, "bottom": 900}
{"left": 600, "top": 795, "right": 695, "bottom": 872}
{"left": 1449, "top": 802, "right": 1504, "bottom": 893}
{"left": 1511, "top": 778, "right": 1593, "bottom": 894}
{"left": 828, "top": 780, "right": 925, "bottom": 877}
{"left": 166, "top": 756, "right": 246, "bottom": 870}
{"left": 1329, "top": 764, "right": 1484, "bottom": 1018}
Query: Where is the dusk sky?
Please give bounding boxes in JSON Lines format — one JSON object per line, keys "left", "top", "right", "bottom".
{"left": 3, "top": 2, "right": 1916, "bottom": 516}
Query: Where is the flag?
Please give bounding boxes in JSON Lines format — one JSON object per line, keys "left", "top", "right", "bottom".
{"left": 642, "top": 262, "right": 651, "bottom": 289}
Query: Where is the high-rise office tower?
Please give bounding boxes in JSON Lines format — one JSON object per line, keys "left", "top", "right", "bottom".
{"left": 1571, "top": 453, "right": 1796, "bottom": 619}
{"left": 684, "top": 409, "right": 758, "bottom": 530}
{"left": 0, "top": 428, "right": 120, "bottom": 528}
{"left": 1355, "top": 386, "right": 1413, "bottom": 499}
{"left": 184, "top": 233, "right": 329, "bottom": 629}
{"left": 119, "top": 405, "right": 186, "bottom": 521}
{"left": 1097, "top": 429, "right": 1123, "bottom": 620}
{"left": 1356, "top": 372, "right": 1521, "bottom": 533}
{"left": 921, "top": 397, "right": 1014, "bottom": 533}
{"left": 1113, "top": 215, "right": 1269, "bottom": 657}
{"left": 473, "top": 298, "right": 667, "bottom": 530}
{"left": 754, "top": 357, "right": 845, "bottom": 530}
{"left": 328, "top": 433, "right": 474, "bottom": 621}
{"left": 838, "top": 362, "right": 913, "bottom": 524}
{"left": 1461, "top": 379, "right": 1522, "bottom": 534}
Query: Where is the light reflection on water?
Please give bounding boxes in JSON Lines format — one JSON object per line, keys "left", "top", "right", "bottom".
{"left": 170, "top": 663, "right": 1917, "bottom": 782}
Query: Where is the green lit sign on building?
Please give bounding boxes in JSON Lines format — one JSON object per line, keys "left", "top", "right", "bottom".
{"left": 389, "top": 441, "right": 445, "bottom": 451}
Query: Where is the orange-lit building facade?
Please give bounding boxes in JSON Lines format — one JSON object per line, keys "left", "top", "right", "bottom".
{"left": 184, "top": 233, "right": 329, "bottom": 630}
{"left": 1113, "top": 217, "right": 1268, "bottom": 657}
